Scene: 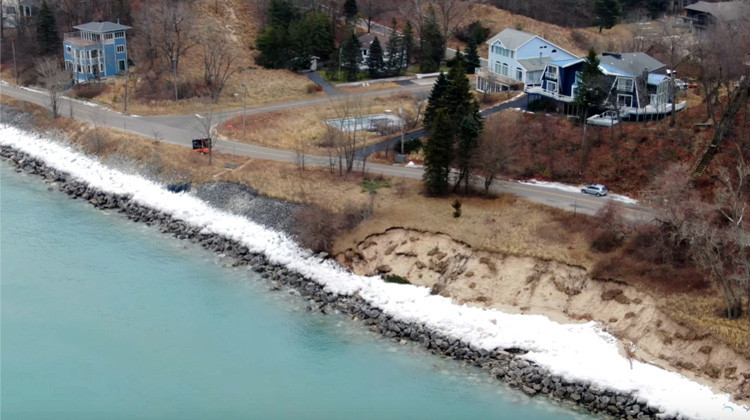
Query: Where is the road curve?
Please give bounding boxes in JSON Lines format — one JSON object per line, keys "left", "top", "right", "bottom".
{"left": 0, "top": 82, "right": 649, "bottom": 218}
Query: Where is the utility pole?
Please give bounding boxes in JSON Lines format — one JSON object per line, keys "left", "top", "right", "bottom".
{"left": 241, "top": 83, "right": 247, "bottom": 136}
{"left": 12, "top": 41, "right": 18, "bottom": 85}
{"left": 399, "top": 107, "right": 405, "bottom": 154}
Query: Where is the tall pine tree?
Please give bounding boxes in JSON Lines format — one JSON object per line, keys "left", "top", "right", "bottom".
{"left": 37, "top": 1, "right": 60, "bottom": 56}
{"left": 343, "top": 0, "right": 358, "bottom": 22}
{"left": 423, "top": 109, "right": 454, "bottom": 196}
{"left": 367, "top": 37, "right": 385, "bottom": 78}
{"left": 402, "top": 21, "right": 415, "bottom": 69}
{"left": 574, "top": 48, "right": 606, "bottom": 119}
{"left": 593, "top": 0, "right": 622, "bottom": 33}
{"left": 385, "top": 19, "right": 403, "bottom": 76}
{"left": 465, "top": 39, "right": 481, "bottom": 75}
{"left": 420, "top": 6, "right": 444, "bottom": 73}
{"left": 424, "top": 72, "right": 449, "bottom": 132}
{"left": 341, "top": 33, "right": 362, "bottom": 82}
{"left": 422, "top": 57, "right": 482, "bottom": 196}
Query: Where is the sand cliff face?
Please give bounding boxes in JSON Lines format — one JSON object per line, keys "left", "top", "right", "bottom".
{"left": 340, "top": 228, "right": 750, "bottom": 403}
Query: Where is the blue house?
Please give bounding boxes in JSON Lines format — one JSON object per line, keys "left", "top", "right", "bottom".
{"left": 482, "top": 28, "right": 577, "bottom": 88}
{"left": 527, "top": 52, "right": 684, "bottom": 120}
{"left": 63, "top": 21, "right": 131, "bottom": 83}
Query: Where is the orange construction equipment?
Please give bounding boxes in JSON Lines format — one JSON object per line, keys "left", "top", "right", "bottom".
{"left": 192, "top": 138, "right": 212, "bottom": 154}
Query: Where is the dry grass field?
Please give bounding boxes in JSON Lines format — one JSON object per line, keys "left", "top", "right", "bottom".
{"left": 216, "top": 93, "right": 426, "bottom": 155}
{"left": 69, "top": 0, "right": 319, "bottom": 116}
{"left": 457, "top": 4, "right": 659, "bottom": 58}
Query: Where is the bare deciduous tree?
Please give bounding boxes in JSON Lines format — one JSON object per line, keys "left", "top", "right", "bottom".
{"left": 194, "top": 110, "right": 216, "bottom": 165}
{"left": 35, "top": 57, "right": 70, "bottom": 118}
{"left": 200, "top": 21, "right": 238, "bottom": 102}
{"left": 473, "top": 112, "right": 520, "bottom": 195}
{"left": 153, "top": 0, "right": 198, "bottom": 101}
{"left": 647, "top": 161, "right": 750, "bottom": 319}
{"left": 323, "top": 97, "right": 367, "bottom": 174}
{"left": 433, "top": 0, "right": 473, "bottom": 39}
{"left": 656, "top": 19, "right": 691, "bottom": 127}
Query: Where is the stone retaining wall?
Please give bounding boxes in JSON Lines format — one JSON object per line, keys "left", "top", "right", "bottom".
{"left": 1, "top": 144, "right": 682, "bottom": 420}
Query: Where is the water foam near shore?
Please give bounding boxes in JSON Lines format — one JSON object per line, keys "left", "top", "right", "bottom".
{"left": 1, "top": 124, "right": 746, "bottom": 420}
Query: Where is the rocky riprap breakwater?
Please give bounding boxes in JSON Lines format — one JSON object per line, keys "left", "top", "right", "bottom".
{"left": 1, "top": 144, "right": 683, "bottom": 420}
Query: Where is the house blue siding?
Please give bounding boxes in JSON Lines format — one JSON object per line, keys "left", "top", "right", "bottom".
{"left": 514, "top": 37, "right": 576, "bottom": 61}
{"left": 486, "top": 30, "right": 577, "bottom": 86}
{"left": 541, "top": 61, "right": 582, "bottom": 99}
{"left": 63, "top": 22, "right": 130, "bottom": 83}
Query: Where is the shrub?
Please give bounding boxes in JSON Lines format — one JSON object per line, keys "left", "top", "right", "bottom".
{"left": 452, "top": 200, "right": 462, "bottom": 218}
{"left": 394, "top": 138, "right": 422, "bottom": 154}
{"left": 305, "top": 83, "right": 320, "bottom": 94}
{"left": 455, "top": 20, "right": 490, "bottom": 45}
{"left": 571, "top": 30, "right": 590, "bottom": 51}
{"left": 72, "top": 82, "right": 107, "bottom": 99}
{"left": 384, "top": 274, "right": 410, "bottom": 284}
{"left": 292, "top": 205, "right": 340, "bottom": 253}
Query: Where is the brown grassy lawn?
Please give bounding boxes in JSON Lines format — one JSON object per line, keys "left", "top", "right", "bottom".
{"left": 338, "top": 82, "right": 402, "bottom": 93}
{"left": 72, "top": 0, "right": 319, "bottom": 116}
{"left": 461, "top": 4, "right": 657, "bottom": 58}
{"left": 216, "top": 93, "right": 426, "bottom": 155}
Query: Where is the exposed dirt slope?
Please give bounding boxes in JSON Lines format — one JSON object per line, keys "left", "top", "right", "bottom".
{"left": 341, "top": 228, "right": 750, "bottom": 404}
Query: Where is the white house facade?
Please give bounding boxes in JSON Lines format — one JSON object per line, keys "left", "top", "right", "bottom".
{"left": 485, "top": 28, "right": 577, "bottom": 87}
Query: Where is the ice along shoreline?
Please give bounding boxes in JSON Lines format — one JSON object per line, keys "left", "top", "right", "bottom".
{"left": 0, "top": 124, "right": 746, "bottom": 420}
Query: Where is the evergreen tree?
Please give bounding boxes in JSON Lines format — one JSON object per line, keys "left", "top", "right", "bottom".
{"left": 367, "top": 37, "right": 385, "bottom": 78}
{"left": 593, "top": 0, "right": 623, "bottom": 33}
{"left": 647, "top": 0, "right": 666, "bottom": 19}
{"left": 454, "top": 100, "right": 482, "bottom": 194}
{"left": 256, "top": 25, "right": 290, "bottom": 68}
{"left": 402, "top": 21, "right": 415, "bottom": 69}
{"left": 343, "top": 0, "right": 358, "bottom": 22}
{"left": 385, "top": 19, "right": 403, "bottom": 76}
{"left": 341, "top": 33, "right": 362, "bottom": 82}
{"left": 36, "top": 1, "right": 60, "bottom": 56}
{"left": 423, "top": 109, "right": 454, "bottom": 196}
{"left": 465, "top": 39, "right": 481, "bottom": 75}
{"left": 444, "top": 56, "right": 473, "bottom": 120}
{"left": 574, "top": 48, "right": 607, "bottom": 119}
{"left": 445, "top": 57, "right": 482, "bottom": 192}
{"left": 269, "top": 0, "right": 301, "bottom": 28}
{"left": 423, "top": 72, "right": 449, "bottom": 132}
{"left": 419, "top": 6, "right": 444, "bottom": 73}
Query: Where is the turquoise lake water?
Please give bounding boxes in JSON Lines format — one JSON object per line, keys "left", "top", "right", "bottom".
{"left": 0, "top": 162, "right": 597, "bottom": 420}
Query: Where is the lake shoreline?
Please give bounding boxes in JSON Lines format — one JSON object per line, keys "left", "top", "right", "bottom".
{"left": 0, "top": 131, "right": 677, "bottom": 420}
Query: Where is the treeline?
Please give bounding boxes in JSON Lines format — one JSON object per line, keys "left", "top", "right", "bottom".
{"left": 255, "top": 0, "right": 335, "bottom": 71}
{"left": 489, "top": 0, "right": 670, "bottom": 27}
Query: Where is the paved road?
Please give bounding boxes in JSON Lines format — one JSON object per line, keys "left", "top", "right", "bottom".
{"left": 0, "top": 82, "right": 649, "bottom": 219}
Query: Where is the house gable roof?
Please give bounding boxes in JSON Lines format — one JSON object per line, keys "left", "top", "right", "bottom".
{"left": 358, "top": 33, "right": 388, "bottom": 50}
{"left": 548, "top": 58, "right": 585, "bottom": 68}
{"left": 517, "top": 57, "right": 553, "bottom": 73}
{"left": 685, "top": 1, "right": 750, "bottom": 20}
{"left": 598, "top": 52, "right": 665, "bottom": 77}
{"left": 486, "top": 28, "right": 577, "bottom": 59}
{"left": 74, "top": 21, "right": 131, "bottom": 33}
{"left": 485, "top": 28, "right": 536, "bottom": 50}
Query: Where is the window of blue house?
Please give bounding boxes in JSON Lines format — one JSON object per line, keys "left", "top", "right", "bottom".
{"left": 547, "top": 65, "right": 558, "bottom": 80}
{"left": 516, "top": 68, "right": 523, "bottom": 80}
{"left": 117, "top": 45, "right": 125, "bottom": 53}
{"left": 66, "top": 45, "right": 71, "bottom": 53}
{"left": 115, "top": 31, "right": 124, "bottom": 38}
